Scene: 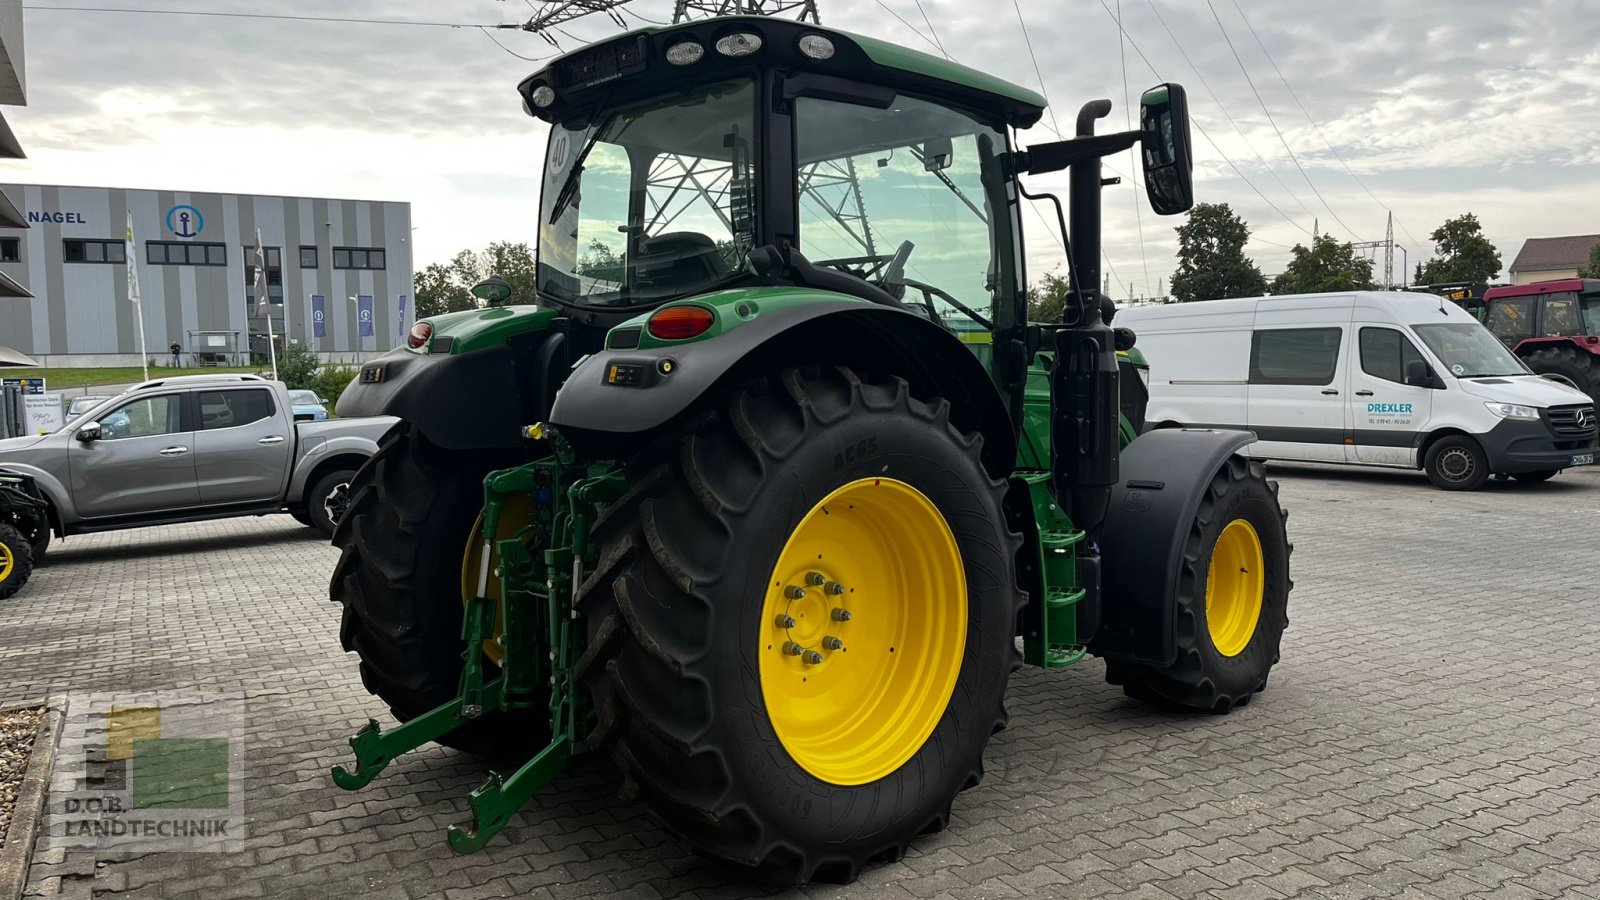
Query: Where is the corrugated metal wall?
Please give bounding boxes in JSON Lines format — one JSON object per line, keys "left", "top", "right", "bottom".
{"left": 0, "top": 184, "right": 413, "bottom": 362}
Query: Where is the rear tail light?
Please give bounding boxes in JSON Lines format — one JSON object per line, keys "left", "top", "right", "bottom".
{"left": 407, "top": 321, "right": 433, "bottom": 349}
{"left": 647, "top": 306, "right": 715, "bottom": 340}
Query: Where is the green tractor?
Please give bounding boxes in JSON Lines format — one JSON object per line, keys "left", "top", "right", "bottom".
{"left": 330, "top": 15, "right": 1291, "bottom": 883}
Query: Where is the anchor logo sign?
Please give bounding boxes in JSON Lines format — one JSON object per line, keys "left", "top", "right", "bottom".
{"left": 313, "top": 308, "right": 326, "bottom": 324}
{"left": 165, "top": 204, "right": 204, "bottom": 238}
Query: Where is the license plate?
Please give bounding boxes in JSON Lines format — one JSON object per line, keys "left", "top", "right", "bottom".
{"left": 1571, "top": 453, "right": 1595, "bottom": 467}
{"left": 359, "top": 365, "right": 384, "bottom": 384}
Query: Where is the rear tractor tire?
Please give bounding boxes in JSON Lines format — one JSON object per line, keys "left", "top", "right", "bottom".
{"left": 576, "top": 367, "right": 1024, "bottom": 883}
{"left": 1105, "top": 457, "right": 1291, "bottom": 713}
{"left": 1524, "top": 346, "right": 1600, "bottom": 405}
{"left": 0, "top": 523, "right": 33, "bottom": 601}
{"left": 330, "top": 425, "right": 548, "bottom": 757}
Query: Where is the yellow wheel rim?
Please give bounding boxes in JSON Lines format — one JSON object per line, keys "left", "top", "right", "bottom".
{"left": 461, "top": 494, "right": 538, "bottom": 665}
{"left": 758, "top": 477, "right": 966, "bottom": 786}
{"left": 1205, "top": 518, "right": 1264, "bottom": 657}
{"left": 0, "top": 541, "right": 12, "bottom": 583}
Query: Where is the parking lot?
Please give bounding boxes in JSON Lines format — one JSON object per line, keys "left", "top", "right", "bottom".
{"left": 3, "top": 462, "right": 1599, "bottom": 900}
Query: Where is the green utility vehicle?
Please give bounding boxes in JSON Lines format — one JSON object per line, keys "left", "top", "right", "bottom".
{"left": 330, "top": 16, "right": 1292, "bottom": 883}
{"left": 0, "top": 469, "right": 47, "bottom": 599}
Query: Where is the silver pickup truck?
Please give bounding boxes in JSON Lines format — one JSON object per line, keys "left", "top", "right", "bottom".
{"left": 0, "top": 374, "right": 394, "bottom": 556}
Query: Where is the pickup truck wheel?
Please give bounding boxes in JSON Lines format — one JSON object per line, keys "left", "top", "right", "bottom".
{"left": 307, "top": 469, "right": 357, "bottom": 537}
{"left": 0, "top": 524, "right": 32, "bottom": 601}
{"left": 331, "top": 425, "right": 548, "bottom": 757}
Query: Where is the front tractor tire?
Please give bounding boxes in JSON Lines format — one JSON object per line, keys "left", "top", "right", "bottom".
{"left": 330, "top": 425, "right": 547, "bottom": 756}
{"left": 576, "top": 368, "right": 1024, "bottom": 883}
{"left": 0, "top": 523, "right": 32, "bottom": 600}
{"left": 1524, "top": 345, "right": 1600, "bottom": 405}
{"left": 1106, "top": 457, "right": 1291, "bottom": 713}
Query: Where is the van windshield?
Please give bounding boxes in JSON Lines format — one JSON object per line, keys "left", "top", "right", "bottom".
{"left": 1413, "top": 322, "right": 1529, "bottom": 378}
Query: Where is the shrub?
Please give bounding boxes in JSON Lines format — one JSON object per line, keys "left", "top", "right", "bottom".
{"left": 276, "top": 343, "right": 321, "bottom": 390}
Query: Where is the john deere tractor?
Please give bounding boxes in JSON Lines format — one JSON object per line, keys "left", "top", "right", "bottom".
{"left": 330, "top": 16, "right": 1291, "bottom": 883}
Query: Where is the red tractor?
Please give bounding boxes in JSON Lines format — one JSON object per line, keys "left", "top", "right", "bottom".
{"left": 1481, "top": 279, "right": 1600, "bottom": 404}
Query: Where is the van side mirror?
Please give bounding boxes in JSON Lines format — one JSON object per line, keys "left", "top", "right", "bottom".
{"left": 1404, "top": 360, "right": 1437, "bottom": 388}
{"left": 1139, "top": 83, "right": 1194, "bottom": 216}
{"left": 77, "top": 421, "right": 101, "bottom": 442}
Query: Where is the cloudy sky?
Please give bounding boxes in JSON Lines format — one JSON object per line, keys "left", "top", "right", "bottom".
{"left": 10, "top": 0, "right": 1599, "bottom": 299}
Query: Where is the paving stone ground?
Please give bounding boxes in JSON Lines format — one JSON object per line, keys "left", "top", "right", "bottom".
{"left": 2, "top": 463, "right": 1598, "bottom": 899}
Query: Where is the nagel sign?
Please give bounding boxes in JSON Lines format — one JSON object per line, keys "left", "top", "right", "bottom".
{"left": 28, "top": 210, "right": 88, "bottom": 224}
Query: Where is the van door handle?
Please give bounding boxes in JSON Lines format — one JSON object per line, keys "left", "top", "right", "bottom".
{"left": 258, "top": 435, "right": 286, "bottom": 445}
{"left": 1355, "top": 390, "right": 1374, "bottom": 396}
{"left": 1321, "top": 389, "right": 1340, "bottom": 396}
{"left": 159, "top": 446, "right": 190, "bottom": 456}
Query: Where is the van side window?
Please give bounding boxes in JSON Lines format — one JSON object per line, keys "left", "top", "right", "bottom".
{"left": 1249, "top": 328, "right": 1342, "bottom": 386}
{"left": 1359, "top": 327, "right": 1425, "bottom": 384}
{"left": 1484, "top": 296, "right": 1533, "bottom": 346}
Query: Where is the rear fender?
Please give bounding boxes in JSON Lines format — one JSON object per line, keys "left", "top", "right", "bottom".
{"left": 1514, "top": 336, "right": 1600, "bottom": 358}
{"left": 549, "top": 300, "right": 1017, "bottom": 477}
{"left": 1089, "top": 427, "right": 1254, "bottom": 666}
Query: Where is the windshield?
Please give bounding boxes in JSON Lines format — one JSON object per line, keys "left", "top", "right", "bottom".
{"left": 288, "top": 390, "right": 319, "bottom": 404}
{"left": 537, "top": 79, "right": 756, "bottom": 309}
{"left": 1413, "top": 322, "right": 1531, "bottom": 378}
{"left": 794, "top": 94, "right": 1012, "bottom": 337}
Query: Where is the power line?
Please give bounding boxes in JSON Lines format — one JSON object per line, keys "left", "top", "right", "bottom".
{"left": 1092, "top": 0, "right": 1317, "bottom": 240}
{"left": 911, "top": 0, "right": 947, "bottom": 57}
{"left": 1010, "top": 0, "right": 1065, "bottom": 143}
{"left": 1227, "top": 0, "right": 1426, "bottom": 249}
{"left": 1201, "top": 0, "right": 1363, "bottom": 240}
{"left": 478, "top": 25, "right": 553, "bottom": 61}
{"left": 1144, "top": 0, "right": 1316, "bottom": 231}
{"left": 1116, "top": 0, "right": 1151, "bottom": 295}
{"left": 21, "top": 5, "right": 486, "bottom": 27}
{"left": 871, "top": 0, "right": 946, "bottom": 56}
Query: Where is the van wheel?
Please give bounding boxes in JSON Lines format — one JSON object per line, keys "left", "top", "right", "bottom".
{"left": 1424, "top": 435, "right": 1488, "bottom": 491}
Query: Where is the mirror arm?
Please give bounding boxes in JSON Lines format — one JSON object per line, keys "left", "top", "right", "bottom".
{"left": 1016, "top": 131, "right": 1141, "bottom": 176}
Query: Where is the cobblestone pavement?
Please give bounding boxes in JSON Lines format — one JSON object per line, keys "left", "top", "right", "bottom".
{"left": 3, "top": 464, "right": 1599, "bottom": 899}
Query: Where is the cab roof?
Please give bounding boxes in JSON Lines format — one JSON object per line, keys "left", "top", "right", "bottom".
{"left": 518, "top": 16, "right": 1046, "bottom": 129}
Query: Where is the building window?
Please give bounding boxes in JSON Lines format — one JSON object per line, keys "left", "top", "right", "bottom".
{"left": 147, "top": 241, "right": 226, "bottom": 266}
{"left": 64, "top": 238, "right": 126, "bottom": 264}
{"left": 0, "top": 237, "right": 17, "bottom": 262}
{"left": 243, "top": 245, "right": 284, "bottom": 305}
{"left": 1249, "top": 327, "right": 1343, "bottom": 386}
{"left": 332, "top": 246, "right": 386, "bottom": 270}
{"left": 299, "top": 246, "right": 317, "bottom": 268}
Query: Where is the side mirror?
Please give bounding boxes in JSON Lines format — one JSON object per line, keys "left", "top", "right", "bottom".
{"left": 471, "top": 276, "right": 514, "bottom": 307}
{"left": 77, "top": 421, "right": 101, "bottom": 442}
{"left": 318, "top": 398, "right": 329, "bottom": 405}
{"left": 1404, "top": 360, "right": 1436, "bottom": 388}
{"left": 1139, "top": 83, "right": 1195, "bottom": 216}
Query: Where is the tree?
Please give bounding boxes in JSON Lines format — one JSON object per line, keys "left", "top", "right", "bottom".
{"left": 1271, "top": 234, "right": 1377, "bottom": 294}
{"left": 1578, "top": 242, "right": 1600, "bottom": 279}
{"left": 1027, "top": 270, "right": 1071, "bottom": 322}
{"left": 413, "top": 262, "right": 475, "bottom": 319}
{"left": 413, "top": 241, "right": 542, "bottom": 318}
{"left": 1414, "top": 213, "right": 1502, "bottom": 283}
{"left": 1169, "top": 202, "right": 1268, "bottom": 302}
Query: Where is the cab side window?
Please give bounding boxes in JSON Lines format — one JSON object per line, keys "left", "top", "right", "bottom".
{"left": 1541, "top": 295, "right": 1582, "bottom": 336}
{"left": 1249, "top": 328, "right": 1342, "bottom": 386}
{"left": 198, "top": 389, "right": 275, "bottom": 430}
{"left": 1485, "top": 297, "right": 1533, "bottom": 346}
{"left": 98, "top": 395, "right": 182, "bottom": 440}
{"left": 1359, "top": 327, "right": 1425, "bottom": 384}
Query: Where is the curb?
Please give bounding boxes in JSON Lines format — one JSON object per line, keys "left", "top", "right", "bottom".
{"left": 0, "top": 707, "right": 61, "bottom": 900}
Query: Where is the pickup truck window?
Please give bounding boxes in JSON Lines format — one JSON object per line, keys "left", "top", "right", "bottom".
{"left": 100, "top": 395, "right": 183, "bottom": 440}
{"left": 199, "top": 389, "right": 275, "bottom": 431}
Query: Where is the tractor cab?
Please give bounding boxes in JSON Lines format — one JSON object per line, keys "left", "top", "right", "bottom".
{"left": 1481, "top": 279, "right": 1600, "bottom": 402}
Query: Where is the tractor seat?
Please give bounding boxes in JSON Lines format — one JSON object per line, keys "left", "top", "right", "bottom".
{"left": 634, "top": 232, "right": 731, "bottom": 290}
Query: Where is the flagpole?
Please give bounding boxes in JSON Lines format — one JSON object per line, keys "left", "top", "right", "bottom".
{"left": 127, "top": 210, "right": 148, "bottom": 382}
{"left": 253, "top": 228, "right": 279, "bottom": 382}
{"left": 266, "top": 307, "right": 278, "bottom": 381}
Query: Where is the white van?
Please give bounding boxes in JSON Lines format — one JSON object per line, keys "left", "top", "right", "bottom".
{"left": 1118, "top": 291, "right": 1598, "bottom": 490}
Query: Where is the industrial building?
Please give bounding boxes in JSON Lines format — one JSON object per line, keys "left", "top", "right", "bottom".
{"left": 0, "top": 184, "right": 412, "bottom": 365}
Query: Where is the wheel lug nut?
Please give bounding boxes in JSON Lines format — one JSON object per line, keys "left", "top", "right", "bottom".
{"left": 774, "top": 614, "right": 796, "bottom": 629}
{"left": 784, "top": 585, "right": 806, "bottom": 600}
{"left": 831, "top": 608, "right": 852, "bottom": 622}
{"left": 804, "top": 571, "right": 826, "bottom": 586}
{"left": 822, "top": 636, "right": 844, "bottom": 651}
{"left": 802, "top": 650, "right": 824, "bottom": 665}
{"left": 824, "top": 581, "right": 845, "bottom": 595}
{"left": 783, "top": 641, "right": 804, "bottom": 656}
